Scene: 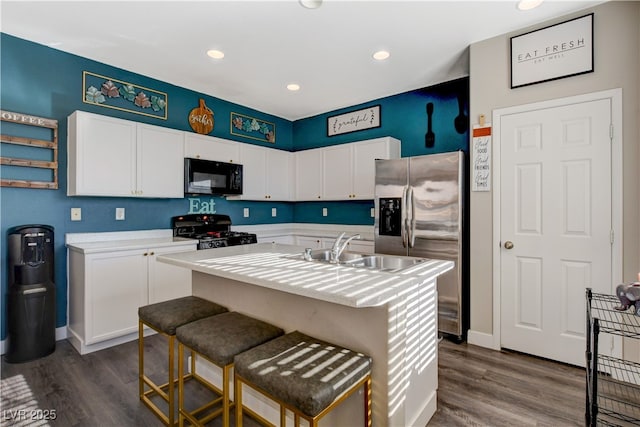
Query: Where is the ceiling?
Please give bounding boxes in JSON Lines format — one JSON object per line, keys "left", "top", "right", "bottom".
{"left": 1, "top": 0, "right": 604, "bottom": 121}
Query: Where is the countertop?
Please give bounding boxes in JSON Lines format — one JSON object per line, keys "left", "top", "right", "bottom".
{"left": 157, "top": 243, "right": 453, "bottom": 308}
{"left": 65, "top": 229, "right": 196, "bottom": 254}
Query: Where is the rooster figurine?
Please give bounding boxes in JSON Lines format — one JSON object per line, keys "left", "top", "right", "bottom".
{"left": 614, "top": 282, "right": 640, "bottom": 315}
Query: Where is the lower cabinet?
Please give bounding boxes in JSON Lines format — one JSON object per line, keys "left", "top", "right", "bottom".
{"left": 67, "top": 242, "right": 195, "bottom": 354}
{"left": 295, "top": 235, "right": 374, "bottom": 253}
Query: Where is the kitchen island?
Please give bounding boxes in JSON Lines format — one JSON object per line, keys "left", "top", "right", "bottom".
{"left": 158, "top": 243, "right": 453, "bottom": 427}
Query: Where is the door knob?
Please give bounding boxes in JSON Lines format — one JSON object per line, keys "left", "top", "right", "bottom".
{"left": 504, "top": 241, "right": 514, "bottom": 250}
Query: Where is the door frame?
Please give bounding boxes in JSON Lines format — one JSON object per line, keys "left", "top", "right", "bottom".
{"left": 491, "top": 88, "right": 623, "bottom": 354}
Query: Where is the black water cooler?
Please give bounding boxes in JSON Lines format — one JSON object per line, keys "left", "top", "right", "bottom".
{"left": 6, "top": 225, "right": 56, "bottom": 363}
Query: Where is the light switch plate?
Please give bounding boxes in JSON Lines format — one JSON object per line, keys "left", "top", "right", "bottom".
{"left": 71, "top": 207, "right": 82, "bottom": 221}
{"left": 322, "top": 207, "right": 328, "bottom": 217}
{"left": 115, "top": 207, "right": 125, "bottom": 220}
{"left": 243, "top": 208, "right": 250, "bottom": 218}
{"left": 371, "top": 207, "right": 375, "bottom": 218}
{"left": 271, "top": 207, "right": 277, "bottom": 217}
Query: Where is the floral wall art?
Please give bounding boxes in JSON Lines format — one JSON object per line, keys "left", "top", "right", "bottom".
{"left": 231, "top": 112, "right": 276, "bottom": 143}
{"left": 82, "top": 71, "right": 168, "bottom": 119}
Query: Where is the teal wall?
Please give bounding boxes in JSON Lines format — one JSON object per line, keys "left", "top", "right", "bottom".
{"left": 0, "top": 33, "right": 469, "bottom": 339}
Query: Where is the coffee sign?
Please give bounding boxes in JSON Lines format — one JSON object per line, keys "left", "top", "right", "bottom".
{"left": 188, "top": 99, "right": 214, "bottom": 134}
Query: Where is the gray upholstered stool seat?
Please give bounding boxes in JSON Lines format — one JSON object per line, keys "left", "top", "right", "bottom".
{"left": 234, "top": 330, "right": 372, "bottom": 427}
{"left": 138, "top": 296, "right": 228, "bottom": 426}
{"left": 175, "top": 311, "right": 284, "bottom": 427}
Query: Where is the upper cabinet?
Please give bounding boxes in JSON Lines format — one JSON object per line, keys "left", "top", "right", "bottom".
{"left": 296, "top": 137, "right": 401, "bottom": 201}
{"left": 184, "top": 133, "right": 240, "bottom": 164}
{"left": 295, "top": 148, "right": 323, "bottom": 200}
{"left": 228, "top": 144, "right": 293, "bottom": 201}
{"left": 67, "top": 111, "right": 184, "bottom": 198}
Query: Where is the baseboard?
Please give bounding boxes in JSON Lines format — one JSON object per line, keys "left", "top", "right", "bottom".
{"left": 0, "top": 326, "right": 68, "bottom": 356}
{"left": 467, "top": 329, "right": 499, "bottom": 350}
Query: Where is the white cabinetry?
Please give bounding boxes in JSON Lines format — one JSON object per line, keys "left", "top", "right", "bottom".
{"left": 352, "top": 137, "right": 400, "bottom": 198}
{"left": 137, "top": 124, "right": 185, "bottom": 198}
{"left": 184, "top": 133, "right": 240, "bottom": 163}
{"left": 295, "top": 137, "right": 400, "bottom": 201}
{"left": 229, "top": 144, "right": 293, "bottom": 201}
{"left": 295, "top": 236, "right": 331, "bottom": 249}
{"left": 322, "top": 145, "right": 352, "bottom": 200}
{"left": 67, "top": 111, "right": 184, "bottom": 198}
{"left": 345, "top": 240, "right": 374, "bottom": 254}
{"left": 295, "top": 148, "right": 323, "bottom": 200}
{"left": 68, "top": 241, "right": 195, "bottom": 354}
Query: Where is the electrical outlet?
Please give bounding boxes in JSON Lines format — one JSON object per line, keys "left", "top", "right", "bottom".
{"left": 322, "top": 207, "right": 328, "bottom": 217}
{"left": 243, "top": 208, "right": 249, "bottom": 218}
{"left": 115, "top": 207, "right": 125, "bottom": 221}
{"left": 271, "top": 207, "right": 277, "bottom": 217}
{"left": 71, "top": 207, "right": 82, "bottom": 221}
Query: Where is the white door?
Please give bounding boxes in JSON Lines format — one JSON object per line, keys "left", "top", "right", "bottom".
{"left": 499, "top": 97, "right": 613, "bottom": 366}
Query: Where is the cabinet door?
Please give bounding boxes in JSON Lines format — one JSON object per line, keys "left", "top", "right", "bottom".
{"left": 86, "top": 249, "right": 147, "bottom": 344}
{"left": 137, "top": 124, "right": 184, "bottom": 198}
{"left": 148, "top": 244, "right": 195, "bottom": 304}
{"left": 184, "top": 134, "right": 240, "bottom": 163}
{"left": 266, "top": 149, "right": 293, "bottom": 201}
{"left": 295, "top": 149, "right": 323, "bottom": 201}
{"left": 295, "top": 236, "right": 326, "bottom": 249}
{"left": 69, "top": 111, "right": 136, "bottom": 196}
{"left": 238, "top": 144, "right": 267, "bottom": 199}
{"left": 322, "top": 145, "right": 353, "bottom": 200}
{"left": 261, "top": 235, "right": 295, "bottom": 244}
{"left": 346, "top": 240, "right": 374, "bottom": 254}
{"left": 352, "top": 138, "right": 398, "bottom": 199}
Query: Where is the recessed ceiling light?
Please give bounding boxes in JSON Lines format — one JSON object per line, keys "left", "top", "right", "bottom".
{"left": 206, "top": 49, "right": 225, "bottom": 59}
{"left": 299, "top": 0, "right": 322, "bottom": 9}
{"left": 287, "top": 83, "right": 301, "bottom": 91}
{"left": 517, "top": 0, "right": 543, "bottom": 11}
{"left": 373, "top": 50, "right": 390, "bottom": 61}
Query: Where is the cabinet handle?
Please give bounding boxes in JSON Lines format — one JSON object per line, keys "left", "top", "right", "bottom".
{"left": 150, "top": 251, "right": 155, "bottom": 256}
{"left": 317, "top": 195, "right": 321, "bottom": 199}
{"left": 143, "top": 252, "right": 148, "bottom": 256}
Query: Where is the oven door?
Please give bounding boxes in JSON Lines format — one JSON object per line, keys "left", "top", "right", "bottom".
{"left": 184, "top": 158, "right": 243, "bottom": 195}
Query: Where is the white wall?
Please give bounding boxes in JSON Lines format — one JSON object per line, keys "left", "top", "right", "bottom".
{"left": 468, "top": 1, "right": 640, "bottom": 340}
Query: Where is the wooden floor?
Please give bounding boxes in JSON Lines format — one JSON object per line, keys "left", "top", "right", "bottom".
{"left": 1, "top": 335, "right": 585, "bottom": 426}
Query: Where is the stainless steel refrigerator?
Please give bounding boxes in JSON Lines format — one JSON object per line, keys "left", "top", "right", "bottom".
{"left": 374, "top": 151, "right": 466, "bottom": 340}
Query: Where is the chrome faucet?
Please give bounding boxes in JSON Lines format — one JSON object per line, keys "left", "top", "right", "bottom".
{"left": 330, "top": 232, "right": 361, "bottom": 263}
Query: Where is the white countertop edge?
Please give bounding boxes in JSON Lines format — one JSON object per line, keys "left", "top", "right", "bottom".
{"left": 66, "top": 230, "right": 196, "bottom": 253}
{"left": 66, "top": 229, "right": 173, "bottom": 244}
{"left": 233, "top": 223, "right": 374, "bottom": 241}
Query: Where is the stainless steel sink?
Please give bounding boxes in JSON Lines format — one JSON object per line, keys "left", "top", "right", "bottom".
{"left": 305, "top": 249, "right": 364, "bottom": 263}
{"left": 342, "top": 255, "right": 425, "bottom": 271}
{"left": 300, "top": 249, "right": 424, "bottom": 272}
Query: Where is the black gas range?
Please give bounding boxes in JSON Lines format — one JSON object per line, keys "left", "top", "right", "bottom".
{"left": 171, "top": 214, "right": 257, "bottom": 250}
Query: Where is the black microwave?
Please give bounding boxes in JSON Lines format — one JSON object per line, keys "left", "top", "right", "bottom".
{"left": 184, "top": 158, "right": 243, "bottom": 196}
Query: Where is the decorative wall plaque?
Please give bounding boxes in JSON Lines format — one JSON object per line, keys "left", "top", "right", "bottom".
{"left": 511, "top": 14, "right": 594, "bottom": 88}
{"left": 327, "top": 105, "right": 381, "bottom": 137}
{"left": 188, "top": 99, "right": 214, "bottom": 134}
{"left": 83, "top": 71, "right": 168, "bottom": 119}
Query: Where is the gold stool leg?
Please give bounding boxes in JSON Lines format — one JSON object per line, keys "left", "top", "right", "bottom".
{"left": 178, "top": 341, "right": 184, "bottom": 427}
{"left": 168, "top": 335, "right": 175, "bottom": 426}
{"left": 364, "top": 375, "right": 372, "bottom": 427}
{"left": 235, "top": 374, "right": 243, "bottom": 427}
{"left": 139, "top": 320, "right": 144, "bottom": 399}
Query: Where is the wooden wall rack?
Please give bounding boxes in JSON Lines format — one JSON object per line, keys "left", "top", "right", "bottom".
{"left": 1, "top": 110, "right": 58, "bottom": 189}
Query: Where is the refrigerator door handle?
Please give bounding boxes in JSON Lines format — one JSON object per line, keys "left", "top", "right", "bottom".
{"left": 408, "top": 186, "right": 416, "bottom": 248}
{"left": 401, "top": 185, "right": 409, "bottom": 248}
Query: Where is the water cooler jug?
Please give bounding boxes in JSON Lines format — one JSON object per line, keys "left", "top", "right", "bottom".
{"left": 6, "top": 224, "right": 56, "bottom": 363}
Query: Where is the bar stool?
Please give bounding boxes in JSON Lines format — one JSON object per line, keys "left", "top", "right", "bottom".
{"left": 138, "top": 296, "right": 228, "bottom": 426}
{"left": 175, "top": 311, "right": 284, "bottom": 427}
{"left": 234, "top": 330, "right": 372, "bottom": 427}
